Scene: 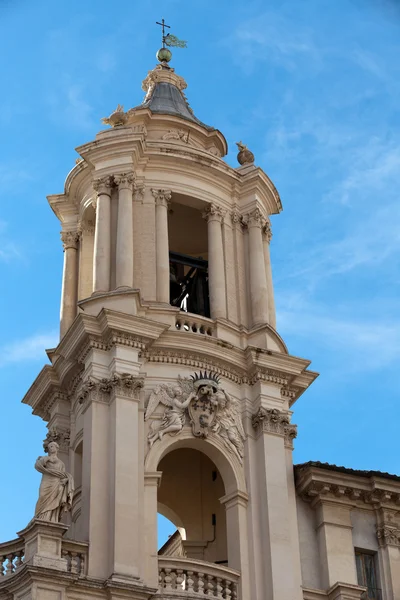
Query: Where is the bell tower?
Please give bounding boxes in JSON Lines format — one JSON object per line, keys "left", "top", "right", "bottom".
{"left": 0, "top": 44, "right": 318, "bottom": 600}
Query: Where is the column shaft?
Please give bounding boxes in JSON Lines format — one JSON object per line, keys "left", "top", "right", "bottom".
{"left": 115, "top": 173, "right": 134, "bottom": 289}
{"left": 247, "top": 209, "right": 269, "bottom": 326}
{"left": 263, "top": 223, "right": 276, "bottom": 328}
{"left": 93, "top": 176, "right": 112, "bottom": 293}
{"left": 203, "top": 204, "right": 227, "bottom": 319}
{"left": 153, "top": 189, "right": 171, "bottom": 303}
{"left": 60, "top": 231, "right": 79, "bottom": 337}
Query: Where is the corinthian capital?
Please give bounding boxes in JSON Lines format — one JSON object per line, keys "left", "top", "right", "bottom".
{"left": 151, "top": 188, "right": 172, "bottom": 207}
{"left": 245, "top": 208, "right": 266, "bottom": 228}
{"left": 93, "top": 175, "right": 113, "bottom": 196}
{"left": 202, "top": 203, "right": 226, "bottom": 223}
{"left": 114, "top": 172, "right": 135, "bottom": 191}
{"left": 252, "top": 407, "right": 297, "bottom": 448}
{"left": 60, "top": 230, "right": 80, "bottom": 250}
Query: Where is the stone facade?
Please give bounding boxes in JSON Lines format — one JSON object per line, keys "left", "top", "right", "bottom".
{"left": 0, "top": 58, "right": 398, "bottom": 600}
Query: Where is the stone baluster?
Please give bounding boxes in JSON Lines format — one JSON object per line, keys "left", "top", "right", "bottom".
{"left": 203, "top": 204, "right": 227, "bottom": 319}
{"left": 60, "top": 230, "right": 80, "bottom": 337}
{"left": 114, "top": 173, "right": 135, "bottom": 289}
{"left": 164, "top": 568, "right": 173, "bottom": 591}
{"left": 197, "top": 571, "right": 205, "bottom": 594}
{"left": 176, "top": 569, "right": 184, "bottom": 590}
{"left": 205, "top": 573, "right": 214, "bottom": 595}
{"left": 224, "top": 579, "right": 232, "bottom": 600}
{"left": 5, "top": 555, "right": 13, "bottom": 576}
{"left": 216, "top": 577, "right": 223, "bottom": 599}
{"left": 245, "top": 208, "right": 269, "bottom": 326}
{"left": 263, "top": 221, "right": 276, "bottom": 328}
{"left": 93, "top": 176, "right": 113, "bottom": 294}
{"left": 14, "top": 551, "right": 23, "bottom": 570}
{"left": 187, "top": 570, "right": 194, "bottom": 592}
{"left": 152, "top": 189, "right": 172, "bottom": 303}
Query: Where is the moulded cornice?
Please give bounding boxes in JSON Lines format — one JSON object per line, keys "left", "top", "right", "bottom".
{"left": 128, "top": 108, "right": 228, "bottom": 156}
{"left": 295, "top": 465, "right": 400, "bottom": 509}
{"left": 238, "top": 167, "right": 282, "bottom": 215}
{"left": 76, "top": 127, "right": 147, "bottom": 169}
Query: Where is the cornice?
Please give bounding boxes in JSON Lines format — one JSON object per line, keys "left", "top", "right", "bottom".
{"left": 295, "top": 465, "right": 400, "bottom": 510}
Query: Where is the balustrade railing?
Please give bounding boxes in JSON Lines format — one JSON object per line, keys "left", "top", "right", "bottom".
{"left": 61, "top": 539, "right": 88, "bottom": 576}
{"left": 158, "top": 557, "right": 240, "bottom": 598}
{"left": 0, "top": 538, "right": 24, "bottom": 577}
{"left": 175, "top": 314, "right": 214, "bottom": 336}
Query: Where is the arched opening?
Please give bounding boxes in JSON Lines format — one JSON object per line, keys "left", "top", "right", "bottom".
{"left": 168, "top": 194, "right": 210, "bottom": 317}
{"left": 157, "top": 448, "right": 227, "bottom": 564}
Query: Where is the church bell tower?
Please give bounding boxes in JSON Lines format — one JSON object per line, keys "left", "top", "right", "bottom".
{"left": 1, "top": 42, "right": 318, "bottom": 600}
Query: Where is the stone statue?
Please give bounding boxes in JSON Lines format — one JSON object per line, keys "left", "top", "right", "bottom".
{"left": 145, "top": 379, "right": 196, "bottom": 446}
{"left": 212, "top": 389, "right": 246, "bottom": 462}
{"left": 34, "top": 441, "right": 74, "bottom": 523}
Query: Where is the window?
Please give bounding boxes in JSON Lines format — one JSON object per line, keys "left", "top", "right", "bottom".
{"left": 355, "top": 551, "right": 381, "bottom": 600}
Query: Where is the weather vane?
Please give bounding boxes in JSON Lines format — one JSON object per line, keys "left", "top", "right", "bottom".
{"left": 155, "top": 18, "right": 187, "bottom": 63}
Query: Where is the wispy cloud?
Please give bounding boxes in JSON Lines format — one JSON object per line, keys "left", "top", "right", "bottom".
{"left": 225, "top": 11, "right": 320, "bottom": 72}
{"left": 0, "top": 220, "right": 22, "bottom": 262}
{"left": 0, "top": 331, "right": 58, "bottom": 366}
{"left": 277, "top": 300, "right": 400, "bottom": 371}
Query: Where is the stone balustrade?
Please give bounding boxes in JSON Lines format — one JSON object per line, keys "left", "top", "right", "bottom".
{"left": 0, "top": 538, "right": 24, "bottom": 577}
{"left": 175, "top": 314, "right": 214, "bottom": 336}
{"left": 61, "top": 539, "right": 88, "bottom": 575}
{"left": 158, "top": 556, "right": 240, "bottom": 598}
{"left": 0, "top": 535, "right": 87, "bottom": 578}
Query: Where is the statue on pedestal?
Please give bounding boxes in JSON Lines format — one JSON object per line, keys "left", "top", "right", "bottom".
{"left": 34, "top": 441, "right": 74, "bottom": 523}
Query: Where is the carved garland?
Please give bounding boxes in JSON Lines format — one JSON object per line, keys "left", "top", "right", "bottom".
{"left": 43, "top": 427, "right": 71, "bottom": 453}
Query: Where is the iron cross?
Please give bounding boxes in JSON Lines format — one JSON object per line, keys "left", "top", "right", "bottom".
{"left": 156, "top": 18, "right": 171, "bottom": 47}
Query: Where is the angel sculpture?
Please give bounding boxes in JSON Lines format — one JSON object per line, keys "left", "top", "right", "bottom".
{"left": 212, "top": 389, "right": 246, "bottom": 463}
{"left": 145, "top": 378, "right": 196, "bottom": 446}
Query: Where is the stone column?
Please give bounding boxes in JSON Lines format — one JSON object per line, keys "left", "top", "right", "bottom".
{"left": 315, "top": 501, "right": 358, "bottom": 589}
{"left": 249, "top": 407, "right": 303, "bottom": 600}
{"left": 263, "top": 222, "right": 276, "bottom": 329}
{"left": 115, "top": 172, "right": 135, "bottom": 289}
{"left": 376, "top": 509, "right": 400, "bottom": 600}
{"left": 93, "top": 176, "right": 112, "bottom": 294}
{"left": 203, "top": 204, "right": 227, "bottom": 319}
{"left": 220, "top": 491, "right": 251, "bottom": 600}
{"left": 246, "top": 208, "right": 269, "bottom": 326}
{"left": 231, "top": 210, "right": 249, "bottom": 328}
{"left": 143, "top": 472, "right": 163, "bottom": 588}
{"left": 60, "top": 230, "right": 80, "bottom": 337}
{"left": 152, "top": 189, "right": 172, "bottom": 303}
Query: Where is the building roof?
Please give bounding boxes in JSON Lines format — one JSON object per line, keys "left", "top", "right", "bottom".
{"left": 141, "top": 81, "right": 214, "bottom": 131}
{"left": 295, "top": 460, "right": 400, "bottom": 483}
{"left": 129, "top": 62, "right": 215, "bottom": 132}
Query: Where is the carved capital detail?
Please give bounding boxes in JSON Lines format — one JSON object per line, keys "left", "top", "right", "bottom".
{"left": 93, "top": 175, "right": 113, "bottom": 196}
{"left": 202, "top": 203, "right": 226, "bottom": 223}
{"left": 43, "top": 427, "right": 71, "bottom": 453}
{"left": 376, "top": 525, "right": 400, "bottom": 548}
{"left": 244, "top": 208, "right": 266, "bottom": 229}
{"left": 78, "top": 374, "right": 144, "bottom": 408}
{"left": 151, "top": 188, "right": 172, "bottom": 207}
{"left": 114, "top": 172, "right": 135, "bottom": 191}
{"left": 134, "top": 184, "right": 145, "bottom": 203}
{"left": 252, "top": 407, "right": 296, "bottom": 447}
{"left": 60, "top": 231, "right": 80, "bottom": 250}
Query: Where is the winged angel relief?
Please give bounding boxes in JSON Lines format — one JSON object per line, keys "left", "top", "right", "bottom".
{"left": 144, "top": 372, "right": 246, "bottom": 463}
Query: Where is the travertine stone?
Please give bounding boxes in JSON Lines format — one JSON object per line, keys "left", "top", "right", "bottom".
{"left": 152, "top": 189, "right": 172, "bottom": 303}
{"left": 93, "top": 176, "right": 112, "bottom": 293}
{"left": 203, "top": 204, "right": 227, "bottom": 319}
{"left": 60, "top": 230, "right": 80, "bottom": 337}
{"left": 115, "top": 172, "right": 135, "bottom": 289}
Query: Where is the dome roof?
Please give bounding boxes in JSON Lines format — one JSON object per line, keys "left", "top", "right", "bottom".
{"left": 130, "top": 63, "right": 215, "bottom": 131}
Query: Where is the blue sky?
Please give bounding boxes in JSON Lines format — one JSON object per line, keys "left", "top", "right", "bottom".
{"left": 1, "top": 0, "right": 399, "bottom": 547}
